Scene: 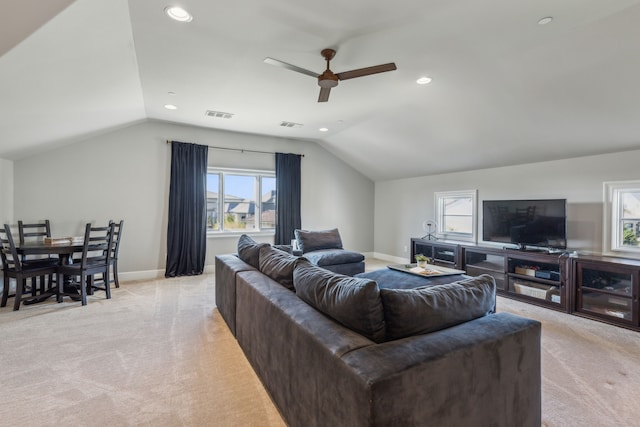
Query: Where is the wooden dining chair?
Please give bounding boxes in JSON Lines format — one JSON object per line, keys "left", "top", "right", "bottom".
{"left": 18, "top": 220, "right": 52, "bottom": 243}
{"left": 57, "top": 223, "right": 114, "bottom": 306}
{"left": 92, "top": 220, "right": 124, "bottom": 289}
{"left": 17, "top": 219, "right": 57, "bottom": 292}
{"left": 1, "top": 224, "right": 58, "bottom": 310}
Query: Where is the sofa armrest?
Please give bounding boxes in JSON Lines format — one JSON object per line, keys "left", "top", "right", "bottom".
{"left": 342, "top": 312, "right": 541, "bottom": 427}
{"left": 214, "top": 254, "right": 256, "bottom": 336}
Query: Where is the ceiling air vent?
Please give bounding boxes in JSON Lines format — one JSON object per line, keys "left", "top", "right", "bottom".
{"left": 280, "top": 121, "right": 303, "bottom": 128}
{"left": 205, "top": 110, "right": 234, "bottom": 119}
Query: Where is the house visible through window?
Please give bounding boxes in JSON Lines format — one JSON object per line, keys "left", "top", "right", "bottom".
{"left": 434, "top": 190, "right": 477, "bottom": 242}
{"left": 604, "top": 181, "right": 640, "bottom": 253}
{"left": 207, "top": 169, "right": 276, "bottom": 233}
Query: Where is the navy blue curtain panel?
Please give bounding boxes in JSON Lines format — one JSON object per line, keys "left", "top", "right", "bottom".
{"left": 165, "top": 141, "right": 208, "bottom": 277}
{"left": 275, "top": 152, "right": 302, "bottom": 245}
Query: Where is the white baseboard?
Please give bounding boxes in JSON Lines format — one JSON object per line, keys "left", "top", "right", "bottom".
{"left": 119, "top": 264, "right": 216, "bottom": 283}
{"left": 369, "top": 252, "right": 410, "bottom": 264}
{"left": 119, "top": 270, "right": 165, "bottom": 282}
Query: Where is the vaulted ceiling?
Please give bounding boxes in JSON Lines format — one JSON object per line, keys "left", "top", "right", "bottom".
{"left": 2, "top": 0, "right": 640, "bottom": 181}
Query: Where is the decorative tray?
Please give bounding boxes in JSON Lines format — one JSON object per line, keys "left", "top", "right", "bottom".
{"left": 387, "top": 263, "right": 466, "bottom": 277}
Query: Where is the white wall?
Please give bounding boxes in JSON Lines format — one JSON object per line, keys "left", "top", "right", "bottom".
{"left": 12, "top": 120, "right": 375, "bottom": 278}
{"left": 0, "top": 158, "right": 13, "bottom": 226}
{"left": 374, "top": 149, "right": 640, "bottom": 259}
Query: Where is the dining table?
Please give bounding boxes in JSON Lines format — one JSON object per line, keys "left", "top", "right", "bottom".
{"left": 15, "top": 239, "right": 93, "bottom": 304}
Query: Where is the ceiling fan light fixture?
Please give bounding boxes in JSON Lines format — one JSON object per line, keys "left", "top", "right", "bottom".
{"left": 318, "top": 71, "right": 339, "bottom": 88}
{"left": 537, "top": 16, "right": 553, "bottom": 25}
{"left": 319, "top": 79, "right": 338, "bottom": 88}
{"left": 165, "top": 6, "right": 193, "bottom": 22}
{"left": 416, "top": 76, "right": 432, "bottom": 85}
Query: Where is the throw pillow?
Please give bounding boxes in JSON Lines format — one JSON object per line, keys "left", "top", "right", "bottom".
{"left": 294, "top": 228, "right": 343, "bottom": 253}
{"left": 258, "top": 245, "right": 298, "bottom": 290}
{"left": 237, "top": 234, "right": 269, "bottom": 269}
{"left": 293, "top": 259, "right": 385, "bottom": 343}
{"left": 380, "top": 274, "right": 496, "bottom": 341}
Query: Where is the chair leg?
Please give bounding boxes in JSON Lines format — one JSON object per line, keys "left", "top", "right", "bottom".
{"left": 56, "top": 273, "right": 63, "bottom": 303}
{"left": 104, "top": 271, "right": 111, "bottom": 300}
{"left": 31, "top": 277, "right": 37, "bottom": 296}
{"left": 87, "top": 275, "right": 94, "bottom": 296}
{"left": 113, "top": 260, "right": 119, "bottom": 288}
{"left": 80, "top": 273, "right": 87, "bottom": 306}
{"left": 13, "top": 278, "right": 25, "bottom": 311}
{"left": 38, "top": 275, "right": 45, "bottom": 294}
{"left": 1, "top": 276, "right": 9, "bottom": 307}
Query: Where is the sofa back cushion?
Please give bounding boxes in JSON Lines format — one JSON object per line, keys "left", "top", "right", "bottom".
{"left": 238, "top": 234, "right": 270, "bottom": 269}
{"left": 380, "top": 274, "right": 496, "bottom": 341}
{"left": 258, "top": 245, "right": 298, "bottom": 290}
{"left": 293, "top": 259, "right": 385, "bottom": 343}
{"left": 294, "top": 228, "right": 343, "bottom": 254}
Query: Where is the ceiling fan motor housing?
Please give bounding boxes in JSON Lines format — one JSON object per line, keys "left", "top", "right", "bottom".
{"left": 318, "top": 70, "right": 339, "bottom": 88}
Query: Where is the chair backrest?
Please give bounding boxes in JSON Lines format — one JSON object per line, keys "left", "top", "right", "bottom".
{"left": 1, "top": 224, "right": 23, "bottom": 272}
{"left": 109, "top": 220, "right": 124, "bottom": 259}
{"left": 78, "top": 223, "right": 115, "bottom": 268}
{"left": 18, "top": 220, "right": 51, "bottom": 244}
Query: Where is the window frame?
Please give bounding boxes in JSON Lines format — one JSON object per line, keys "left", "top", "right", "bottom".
{"left": 434, "top": 190, "right": 477, "bottom": 243}
{"left": 207, "top": 167, "right": 276, "bottom": 236}
{"left": 604, "top": 181, "right": 640, "bottom": 255}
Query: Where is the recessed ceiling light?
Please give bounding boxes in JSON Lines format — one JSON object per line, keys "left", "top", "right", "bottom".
{"left": 416, "top": 76, "right": 432, "bottom": 85}
{"left": 319, "top": 127, "right": 329, "bottom": 132}
{"left": 165, "top": 6, "right": 193, "bottom": 22}
{"left": 164, "top": 104, "right": 178, "bottom": 110}
{"left": 537, "top": 16, "right": 553, "bottom": 25}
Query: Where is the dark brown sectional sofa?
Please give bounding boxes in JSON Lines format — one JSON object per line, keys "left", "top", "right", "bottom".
{"left": 214, "top": 236, "right": 541, "bottom": 426}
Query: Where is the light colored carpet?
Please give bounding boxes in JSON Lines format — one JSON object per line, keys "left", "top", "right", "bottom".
{"left": 1, "top": 262, "right": 639, "bottom": 426}
{"left": 497, "top": 296, "right": 640, "bottom": 427}
{"left": 0, "top": 275, "right": 284, "bottom": 426}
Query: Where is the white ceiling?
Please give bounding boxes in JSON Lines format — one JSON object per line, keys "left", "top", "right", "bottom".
{"left": 2, "top": 0, "right": 640, "bottom": 181}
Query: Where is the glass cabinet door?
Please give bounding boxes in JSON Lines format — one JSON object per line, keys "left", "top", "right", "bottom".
{"left": 577, "top": 265, "right": 635, "bottom": 323}
{"left": 433, "top": 245, "right": 456, "bottom": 264}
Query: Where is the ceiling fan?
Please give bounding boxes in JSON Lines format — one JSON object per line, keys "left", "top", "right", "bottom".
{"left": 264, "top": 48, "right": 397, "bottom": 102}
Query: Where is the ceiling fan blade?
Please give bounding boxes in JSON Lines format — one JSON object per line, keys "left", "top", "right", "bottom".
{"left": 336, "top": 63, "right": 397, "bottom": 81}
{"left": 318, "top": 87, "right": 331, "bottom": 102}
{"left": 263, "top": 57, "right": 319, "bottom": 78}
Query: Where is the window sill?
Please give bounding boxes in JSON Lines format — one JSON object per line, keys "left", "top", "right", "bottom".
{"left": 207, "top": 230, "right": 275, "bottom": 239}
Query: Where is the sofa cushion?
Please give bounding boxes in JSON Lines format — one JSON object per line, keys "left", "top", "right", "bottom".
{"left": 303, "top": 249, "right": 364, "bottom": 266}
{"left": 294, "top": 228, "right": 343, "bottom": 253}
{"left": 258, "top": 245, "right": 298, "bottom": 290}
{"left": 380, "top": 274, "right": 496, "bottom": 341}
{"left": 237, "top": 234, "right": 270, "bottom": 269}
{"left": 293, "top": 259, "right": 385, "bottom": 343}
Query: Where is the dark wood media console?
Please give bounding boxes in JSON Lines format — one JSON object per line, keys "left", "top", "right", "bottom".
{"left": 410, "top": 237, "right": 640, "bottom": 331}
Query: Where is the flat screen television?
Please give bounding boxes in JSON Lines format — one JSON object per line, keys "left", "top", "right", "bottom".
{"left": 482, "top": 199, "right": 567, "bottom": 250}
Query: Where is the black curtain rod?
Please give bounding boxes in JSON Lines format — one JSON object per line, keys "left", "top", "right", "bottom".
{"left": 165, "top": 140, "right": 304, "bottom": 157}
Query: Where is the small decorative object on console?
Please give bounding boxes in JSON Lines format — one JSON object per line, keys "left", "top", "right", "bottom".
{"left": 415, "top": 253, "right": 430, "bottom": 268}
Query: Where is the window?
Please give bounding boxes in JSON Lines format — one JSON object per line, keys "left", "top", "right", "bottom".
{"left": 207, "top": 168, "right": 276, "bottom": 233}
{"left": 604, "top": 181, "right": 640, "bottom": 254}
{"left": 434, "top": 190, "right": 477, "bottom": 242}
